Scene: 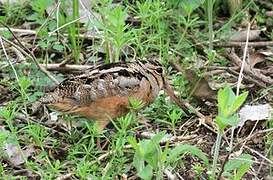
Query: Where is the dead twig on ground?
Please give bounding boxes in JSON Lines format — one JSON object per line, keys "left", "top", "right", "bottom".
{"left": 217, "top": 128, "right": 273, "bottom": 179}
{"left": 0, "top": 27, "right": 100, "bottom": 40}
{"left": 0, "top": 21, "right": 59, "bottom": 85}
{"left": 225, "top": 50, "right": 273, "bottom": 85}
{"left": 24, "top": 63, "right": 93, "bottom": 72}
{"left": 216, "top": 41, "right": 273, "bottom": 47}
{"left": 56, "top": 173, "right": 73, "bottom": 180}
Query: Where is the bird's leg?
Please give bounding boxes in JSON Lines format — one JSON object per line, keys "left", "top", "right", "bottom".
{"left": 95, "top": 119, "right": 111, "bottom": 132}
{"left": 94, "top": 119, "right": 110, "bottom": 149}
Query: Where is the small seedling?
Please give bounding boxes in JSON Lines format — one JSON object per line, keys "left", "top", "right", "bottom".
{"left": 212, "top": 86, "right": 248, "bottom": 179}
{"left": 223, "top": 154, "right": 253, "bottom": 180}
{"left": 128, "top": 132, "right": 208, "bottom": 179}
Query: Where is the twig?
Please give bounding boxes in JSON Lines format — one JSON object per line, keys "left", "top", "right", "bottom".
{"left": 225, "top": 51, "right": 273, "bottom": 85}
{"left": 140, "top": 132, "right": 197, "bottom": 144}
{"left": 56, "top": 173, "right": 73, "bottom": 180}
{"left": 0, "top": 22, "right": 59, "bottom": 85}
{"left": 217, "top": 128, "right": 273, "bottom": 179}
{"left": 216, "top": 41, "right": 273, "bottom": 47}
{"left": 164, "top": 168, "right": 177, "bottom": 180}
{"left": 256, "top": 141, "right": 273, "bottom": 175}
{"left": 245, "top": 146, "right": 273, "bottom": 166}
{"left": 24, "top": 63, "right": 94, "bottom": 72}
{"left": 0, "top": 27, "right": 100, "bottom": 39}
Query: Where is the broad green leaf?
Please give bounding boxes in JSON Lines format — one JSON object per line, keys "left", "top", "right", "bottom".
{"left": 224, "top": 154, "right": 253, "bottom": 180}
{"left": 217, "top": 86, "right": 236, "bottom": 116}
{"left": 230, "top": 91, "right": 248, "bottom": 114}
{"left": 138, "top": 165, "right": 153, "bottom": 180}
{"left": 168, "top": 144, "right": 209, "bottom": 166}
{"left": 219, "top": 114, "right": 239, "bottom": 128}
{"left": 52, "top": 44, "right": 64, "bottom": 51}
{"left": 133, "top": 153, "right": 145, "bottom": 173}
{"left": 150, "top": 132, "right": 165, "bottom": 145}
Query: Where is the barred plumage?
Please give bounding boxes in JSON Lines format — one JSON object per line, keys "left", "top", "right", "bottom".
{"left": 39, "top": 60, "right": 165, "bottom": 130}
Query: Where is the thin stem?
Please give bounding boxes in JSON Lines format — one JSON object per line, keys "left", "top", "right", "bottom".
{"left": 212, "top": 132, "right": 223, "bottom": 179}
{"left": 208, "top": 0, "right": 214, "bottom": 51}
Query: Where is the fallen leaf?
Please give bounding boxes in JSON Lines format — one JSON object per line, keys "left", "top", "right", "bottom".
{"left": 185, "top": 70, "right": 217, "bottom": 101}
{"left": 249, "top": 50, "right": 273, "bottom": 68}
{"left": 230, "top": 30, "right": 261, "bottom": 42}
{"left": 238, "top": 104, "right": 272, "bottom": 127}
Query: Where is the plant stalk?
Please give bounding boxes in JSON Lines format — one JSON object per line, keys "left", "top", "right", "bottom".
{"left": 212, "top": 131, "right": 223, "bottom": 179}
{"left": 207, "top": 0, "right": 214, "bottom": 51}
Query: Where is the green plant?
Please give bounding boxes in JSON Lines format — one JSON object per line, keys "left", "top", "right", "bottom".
{"left": 24, "top": 124, "right": 48, "bottom": 149}
{"left": 175, "top": 0, "right": 205, "bottom": 45}
{"left": 266, "top": 117, "right": 273, "bottom": 176}
{"left": 128, "top": 132, "right": 208, "bottom": 180}
{"left": 98, "top": 4, "right": 132, "bottom": 63}
{"left": 0, "top": 2, "right": 28, "bottom": 25}
{"left": 28, "top": 0, "right": 54, "bottom": 24}
{"left": 223, "top": 154, "right": 253, "bottom": 180}
{"left": 68, "top": 0, "right": 81, "bottom": 63}
{"left": 0, "top": 102, "right": 17, "bottom": 133}
{"left": 212, "top": 86, "right": 248, "bottom": 179}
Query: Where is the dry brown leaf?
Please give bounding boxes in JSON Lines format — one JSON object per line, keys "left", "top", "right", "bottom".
{"left": 230, "top": 30, "right": 261, "bottom": 42}
{"left": 3, "top": 144, "right": 35, "bottom": 166}
{"left": 249, "top": 51, "right": 273, "bottom": 68}
{"left": 185, "top": 70, "right": 216, "bottom": 101}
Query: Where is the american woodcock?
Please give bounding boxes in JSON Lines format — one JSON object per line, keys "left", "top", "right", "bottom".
{"left": 38, "top": 60, "right": 165, "bottom": 130}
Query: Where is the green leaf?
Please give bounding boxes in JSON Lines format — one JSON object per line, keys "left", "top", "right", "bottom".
{"left": 168, "top": 144, "right": 209, "bottom": 166}
{"left": 215, "top": 115, "right": 226, "bottom": 132}
{"left": 217, "top": 86, "right": 236, "bottom": 116}
{"left": 133, "top": 153, "right": 145, "bottom": 174}
{"left": 230, "top": 91, "right": 248, "bottom": 114}
{"left": 18, "top": 77, "right": 31, "bottom": 91}
{"left": 224, "top": 154, "right": 253, "bottom": 180}
{"left": 180, "top": 0, "right": 205, "bottom": 16}
{"left": 217, "top": 114, "right": 239, "bottom": 129}
{"left": 52, "top": 44, "right": 64, "bottom": 51}
{"left": 127, "top": 136, "right": 138, "bottom": 150}
{"left": 138, "top": 165, "right": 153, "bottom": 180}
{"left": 218, "top": 87, "right": 229, "bottom": 115}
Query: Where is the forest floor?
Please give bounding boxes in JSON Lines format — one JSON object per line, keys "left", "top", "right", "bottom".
{"left": 0, "top": 0, "right": 273, "bottom": 179}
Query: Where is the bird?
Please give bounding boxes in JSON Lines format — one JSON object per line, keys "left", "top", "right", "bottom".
{"left": 37, "top": 60, "right": 166, "bottom": 131}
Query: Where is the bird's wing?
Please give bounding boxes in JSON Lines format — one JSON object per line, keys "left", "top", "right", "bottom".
{"left": 40, "top": 62, "right": 150, "bottom": 108}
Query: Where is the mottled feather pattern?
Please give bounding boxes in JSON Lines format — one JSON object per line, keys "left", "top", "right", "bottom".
{"left": 39, "top": 60, "right": 164, "bottom": 129}
{"left": 41, "top": 61, "right": 162, "bottom": 105}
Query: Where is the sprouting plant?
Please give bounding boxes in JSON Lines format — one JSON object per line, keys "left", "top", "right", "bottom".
{"left": 24, "top": 124, "right": 48, "bottom": 150}
{"left": 0, "top": 102, "right": 17, "bottom": 133}
{"left": 176, "top": 0, "right": 205, "bottom": 43}
{"left": 0, "top": 2, "right": 28, "bottom": 25}
{"left": 28, "top": 0, "right": 54, "bottom": 24}
{"left": 131, "top": 0, "right": 168, "bottom": 57}
{"left": 222, "top": 154, "right": 253, "bottom": 180}
{"left": 128, "top": 132, "right": 208, "bottom": 180}
{"left": 97, "top": 4, "right": 133, "bottom": 63}
{"left": 167, "top": 107, "right": 183, "bottom": 134}
{"left": 211, "top": 86, "right": 248, "bottom": 179}
{"left": 159, "top": 107, "right": 184, "bottom": 135}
